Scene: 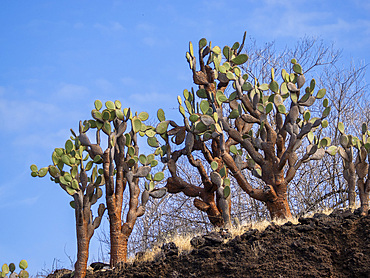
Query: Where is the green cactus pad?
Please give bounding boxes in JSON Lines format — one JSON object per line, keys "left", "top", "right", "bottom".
{"left": 115, "top": 109, "right": 124, "bottom": 120}
{"left": 66, "top": 186, "right": 76, "bottom": 195}
{"left": 127, "top": 158, "right": 135, "bottom": 168}
{"left": 19, "top": 260, "right": 28, "bottom": 270}
{"left": 310, "top": 79, "right": 316, "bottom": 91}
{"left": 226, "top": 72, "right": 235, "bottom": 80}
{"left": 277, "top": 104, "right": 286, "bottom": 114}
{"left": 189, "top": 41, "right": 194, "bottom": 57}
{"left": 290, "top": 92, "right": 298, "bottom": 103}
{"left": 322, "top": 107, "right": 330, "bottom": 118}
{"left": 65, "top": 140, "right": 74, "bottom": 153}
{"left": 138, "top": 111, "right": 149, "bottom": 121}
{"left": 223, "top": 177, "right": 231, "bottom": 186}
{"left": 326, "top": 146, "right": 337, "bottom": 156}
{"left": 316, "top": 88, "right": 326, "bottom": 99}
{"left": 323, "top": 98, "right": 329, "bottom": 107}
{"left": 139, "top": 154, "right": 147, "bottom": 165}
{"left": 269, "top": 81, "right": 279, "bottom": 93}
{"left": 127, "top": 146, "right": 135, "bottom": 157}
{"left": 194, "top": 121, "right": 207, "bottom": 133}
{"left": 2, "top": 264, "right": 9, "bottom": 275}
{"left": 216, "top": 91, "right": 228, "bottom": 103}
{"left": 8, "top": 263, "right": 15, "bottom": 273}
{"left": 362, "top": 123, "right": 368, "bottom": 134}
{"left": 199, "top": 100, "right": 209, "bottom": 115}
{"left": 91, "top": 109, "right": 103, "bottom": 121}
{"left": 114, "top": 100, "right": 122, "bottom": 109}
{"left": 183, "top": 89, "right": 190, "bottom": 100}
{"left": 96, "top": 121, "right": 103, "bottom": 130}
{"left": 211, "top": 161, "right": 218, "bottom": 171}
{"left": 340, "top": 134, "right": 349, "bottom": 148}
{"left": 231, "top": 54, "right": 248, "bottom": 65}
{"left": 61, "top": 155, "right": 70, "bottom": 165}
{"left": 223, "top": 185, "right": 231, "bottom": 198}
{"left": 232, "top": 42, "right": 240, "bottom": 50}
{"left": 219, "top": 166, "right": 227, "bottom": 178}
{"left": 85, "top": 161, "right": 93, "bottom": 171}
{"left": 242, "top": 82, "right": 253, "bottom": 92}
{"left": 228, "top": 109, "right": 239, "bottom": 119}
{"left": 153, "top": 171, "right": 164, "bottom": 181}
{"left": 123, "top": 108, "right": 132, "bottom": 119}
{"left": 230, "top": 145, "right": 238, "bottom": 155}
{"left": 147, "top": 137, "right": 159, "bottom": 147}
{"left": 304, "top": 111, "right": 311, "bottom": 122}
{"left": 102, "top": 122, "right": 111, "bottom": 135}
{"left": 71, "top": 179, "right": 79, "bottom": 190}
{"left": 94, "top": 100, "right": 103, "bottom": 110}
{"left": 105, "top": 101, "right": 115, "bottom": 110}
{"left": 70, "top": 200, "right": 75, "bottom": 209}
{"left": 102, "top": 110, "right": 110, "bottom": 121}
{"left": 144, "top": 181, "right": 150, "bottom": 191}
{"left": 156, "top": 121, "right": 169, "bottom": 134}
{"left": 146, "top": 153, "right": 155, "bottom": 163}
{"left": 30, "top": 164, "right": 38, "bottom": 172}
{"left": 189, "top": 114, "right": 199, "bottom": 123}
{"left": 93, "top": 155, "right": 102, "bottom": 163}
{"left": 265, "top": 102, "right": 273, "bottom": 114}
{"left": 38, "top": 167, "right": 48, "bottom": 177}
{"left": 199, "top": 38, "right": 207, "bottom": 49}
{"left": 157, "top": 109, "right": 165, "bottom": 122}
{"left": 132, "top": 118, "right": 142, "bottom": 133}
{"left": 321, "top": 120, "right": 328, "bottom": 128}
{"left": 19, "top": 270, "right": 29, "bottom": 278}
{"left": 145, "top": 129, "right": 156, "bottom": 138}
{"left": 258, "top": 83, "right": 269, "bottom": 91}
{"left": 293, "top": 63, "right": 302, "bottom": 74}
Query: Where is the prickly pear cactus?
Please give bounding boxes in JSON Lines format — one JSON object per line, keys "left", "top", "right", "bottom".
{"left": 176, "top": 32, "right": 333, "bottom": 220}
{"left": 0, "top": 260, "right": 29, "bottom": 278}
{"left": 30, "top": 128, "right": 106, "bottom": 226}
{"left": 76, "top": 100, "right": 167, "bottom": 265}
{"left": 332, "top": 122, "right": 370, "bottom": 214}
{"left": 79, "top": 100, "right": 167, "bottom": 208}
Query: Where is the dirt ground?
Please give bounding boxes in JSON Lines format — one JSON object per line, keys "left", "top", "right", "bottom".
{"left": 48, "top": 209, "right": 370, "bottom": 278}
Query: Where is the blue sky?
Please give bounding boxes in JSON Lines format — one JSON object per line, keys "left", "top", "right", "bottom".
{"left": 0, "top": 0, "right": 369, "bottom": 275}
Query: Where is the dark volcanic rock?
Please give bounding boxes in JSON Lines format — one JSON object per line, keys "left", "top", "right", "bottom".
{"left": 48, "top": 211, "right": 370, "bottom": 278}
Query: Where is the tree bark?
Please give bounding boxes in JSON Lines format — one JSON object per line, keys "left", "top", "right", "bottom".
{"left": 74, "top": 201, "right": 91, "bottom": 278}
{"left": 265, "top": 189, "right": 292, "bottom": 220}
{"left": 344, "top": 163, "right": 357, "bottom": 211}
{"left": 358, "top": 179, "right": 370, "bottom": 216}
{"left": 109, "top": 216, "right": 126, "bottom": 266}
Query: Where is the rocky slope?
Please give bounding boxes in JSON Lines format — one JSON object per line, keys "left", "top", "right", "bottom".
{"left": 48, "top": 209, "right": 370, "bottom": 278}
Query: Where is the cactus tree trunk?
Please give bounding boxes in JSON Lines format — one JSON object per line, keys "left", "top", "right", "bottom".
{"left": 264, "top": 185, "right": 292, "bottom": 220}
{"left": 344, "top": 163, "right": 357, "bottom": 211}
{"left": 358, "top": 179, "right": 370, "bottom": 216}
{"left": 109, "top": 218, "right": 126, "bottom": 266}
{"left": 74, "top": 195, "right": 92, "bottom": 278}
{"left": 74, "top": 225, "right": 89, "bottom": 278}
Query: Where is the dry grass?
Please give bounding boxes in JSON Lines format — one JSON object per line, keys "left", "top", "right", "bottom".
{"left": 128, "top": 206, "right": 349, "bottom": 264}
{"left": 127, "top": 232, "right": 201, "bottom": 263}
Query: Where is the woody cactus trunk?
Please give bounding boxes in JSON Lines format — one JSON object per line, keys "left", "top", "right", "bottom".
{"left": 334, "top": 122, "right": 370, "bottom": 215}
{"left": 154, "top": 107, "right": 232, "bottom": 228}
{"left": 77, "top": 100, "right": 166, "bottom": 266}
{"left": 31, "top": 135, "right": 105, "bottom": 278}
{"left": 176, "top": 32, "right": 333, "bottom": 220}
